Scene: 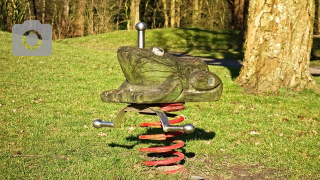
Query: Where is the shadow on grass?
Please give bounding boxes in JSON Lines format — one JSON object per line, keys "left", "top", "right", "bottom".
{"left": 169, "top": 52, "right": 242, "bottom": 80}
{"left": 152, "top": 28, "right": 244, "bottom": 80}
{"left": 153, "top": 28, "right": 244, "bottom": 60}
{"left": 155, "top": 29, "right": 320, "bottom": 80}
{"left": 175, "top": 28, "right": 244, "bottom": 59}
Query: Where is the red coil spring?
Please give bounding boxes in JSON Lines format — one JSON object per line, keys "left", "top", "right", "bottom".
{"left": 139, "top": 103, "right": 186, "bottom": 174}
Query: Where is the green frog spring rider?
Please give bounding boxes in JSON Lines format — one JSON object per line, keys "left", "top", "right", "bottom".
{"left": 92, "top": 22, "right": 223, "bottom": 174}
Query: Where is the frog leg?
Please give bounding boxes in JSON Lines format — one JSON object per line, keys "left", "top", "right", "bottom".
{"left": 130, "top": 77, "right": 183, "bottom": 103}
{"left": 101, "top": 77, "right": 183, "bottom": 104}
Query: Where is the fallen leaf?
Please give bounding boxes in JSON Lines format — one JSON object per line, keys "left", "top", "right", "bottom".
{"left": 204, "top": 130, "right": 212, "bottom": 133}
{"left": 98, "top": 132, "right": 107, "bottom": 137}
{"left": 191, "top": 175, "right": 205, "bottom": 180}
{"left": 128, "top": 127, "right": 135, "bottom": 133}
{"left": 14, "top": 151, "right": 22, "bottom": 155}
{"left": 249, "top": 130, "right": 260, "bottom": 135}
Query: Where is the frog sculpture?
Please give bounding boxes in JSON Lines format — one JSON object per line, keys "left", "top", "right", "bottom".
{"left": 101, "top": 46, "right": 223, "bottom": 104}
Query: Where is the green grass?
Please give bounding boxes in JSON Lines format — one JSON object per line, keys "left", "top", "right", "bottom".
{"left": 1, "top": 29, "right": 320, "bottom": 179}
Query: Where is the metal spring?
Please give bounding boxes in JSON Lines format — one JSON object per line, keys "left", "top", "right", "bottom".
{"left": 138, "top": 103, "right": 186, "bottom": 174}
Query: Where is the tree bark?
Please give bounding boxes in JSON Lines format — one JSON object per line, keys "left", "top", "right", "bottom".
{"left": 242, "top": 0, "right": 249, "bottom": 39}
{"left": 162, "top": 0, "right": 168, "bottom": 28}
{"left": 236, "top": 0, "right": 315, "bottom": 92}
{"left": 176, "top": 0, "right": 181, "bottom": 28}
{"left": 60, "top": 0, "right": 68, "bottom": 34}
{"left": 134, "top": 0, "right": 140, "bottom": 26}
{"left": 42, "top": 0, "right": 45, "bottom": 23}
{"left": 129, "top": 0, "right": 140, "bottom": 29}
{"left": 232, "top": 0, "right": 245, "bottom": 30}
{"left": 116, "top": 0, "right": 123, "bottom": 30}
{"left": 192, "top": 0, "right": 199, "bottom": 27}
{"left": 73, "top": 0, "right": 85, "bottom": 37}
{"left": 6, "top": 0, "right": 13, "bottom": 32}
{"left": 27, "top": 0, "right": 32, "bottom": 20}
{"left": 32, "top": 0, "right": 37, "bottom": 20}
{"left": 170, "top": 0, "right": 175, "bottom": 27}
{"left": 130, "top": 0, "right": 135, "bottom": 30}
{"left": 318, "top": 0, "right": 320, "bottom": 34}
{"left": 125, "top": 0, "right": 130, "bottom": 30}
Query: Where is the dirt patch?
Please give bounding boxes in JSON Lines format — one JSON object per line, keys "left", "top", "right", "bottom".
{"left": 224, "top": 164, "right": 279, "bottom": 180}
{"left": 185, "top": 155, "right": 285, "bottom": 180}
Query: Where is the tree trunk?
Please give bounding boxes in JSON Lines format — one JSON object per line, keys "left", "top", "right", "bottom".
{"left": 0, "top": 1, "right": 7, "bottom": 28}
{"left": 170, "top": 0, "right": 175, "bottom": 27}
{"left": 192, "top": 0, "right": 199, "bottom": 27}
{"left": 162, "top": 0, "right": 168, "bottom": 28}
{"left": 42, "top": 0, "right": 45, "bottom": 23}
{"left": 125, "top": 0, "right": 130, "bottom": 30}
{"left": 6, "top": 0, "right": 13, "bottom": 32}
{"left": 236, "top": 0, "right": 315, "bottom": 92}
{"left": 232, "top": 0, "right": 245, "bottom": 30}
{"left": 318, "top": 0, "right": 320, "bottom": 34}
{"left": 242, "top": 0, "right": 249, "bottom": 39}
{"left": 130, "top": 0, "right": 135, "bottom": 30}
{"left": 32, "top": 0, "right": 37, "bottom": 20}
{"left": 152, "top": 0, "right": 159, "bottom": 28}
{"left": 134, "top": 0, "right": 140, "bottom": 27}
{"left": 27, "top": 1, "right": 32, "bottom": 20}
{"left": 73, "top": 0, "right": 85, "bottom": 37}
{"left": 116, "top": 0, "right": 123, "bottom": 30}
{"left": 176, "top": 0, "right": 180, "bottom": 28}
{"left": 130, "top": 0, "right": 140, "bottom": 29}
{"left": 60, "top": 0, "right": 68, "bottom": 35}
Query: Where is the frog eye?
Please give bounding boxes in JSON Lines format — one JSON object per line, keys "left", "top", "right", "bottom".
{"left": 151, "top": 47, "right": 164, "bottom": 56}
{"left": 190, "top": 70, "right": 220, "bottom": 90}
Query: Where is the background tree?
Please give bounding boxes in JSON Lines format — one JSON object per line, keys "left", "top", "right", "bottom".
{"left": 318, "top": 0, "right": 320, "bottom": 35}
{"left": 192, "top": 0, "right": 199, "bottom": 27}
{"left": 236, "top": 0, "right": 315, "bottom": 92}
{"left": 5, "top": 0, "right": 29, "bottom": 32}
{"left": 4, "top": 0, "right": 318, "bottom": 41}
{"left": 71, "top": 0, "right": 85, "bottom": 37}
{"left": 129, "top": 0, "right": 140, "bottom": 29}
{"left": 170, "top": 0, "right": 175, "bottom": 27}
{"left": 162, "top": 0, "right": 169, "bottom": 28}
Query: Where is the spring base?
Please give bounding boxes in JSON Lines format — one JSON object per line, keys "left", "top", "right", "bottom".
{"left": 93, "top": 103, "right": 194, "bottom": 174}
{"left": 139, "top": 103, "right": 187, "bottom": 174}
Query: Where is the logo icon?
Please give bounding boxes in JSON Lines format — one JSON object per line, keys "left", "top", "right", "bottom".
{"left": 12, "top": 20, "right": 52, "bottom": 56}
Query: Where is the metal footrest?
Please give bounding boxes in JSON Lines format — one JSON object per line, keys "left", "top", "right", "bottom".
{"left": 92, "top": 104, "right": 195, "bottom": 134}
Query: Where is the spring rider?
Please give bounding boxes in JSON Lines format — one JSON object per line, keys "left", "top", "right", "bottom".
{"left": 93, "top": 22, "right": 223, "bottom": 174}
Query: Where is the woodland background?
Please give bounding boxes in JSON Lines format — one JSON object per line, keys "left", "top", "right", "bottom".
{"left": 1, "top": 0, "right": 319, "bottom": 39}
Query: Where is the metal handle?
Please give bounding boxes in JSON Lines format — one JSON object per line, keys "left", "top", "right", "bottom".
{"left": 163, "top": 124, "right": 195, "bottom": 134}
{"left": 93, "top": 119, "right": 114, "bottom": 128}
{"left": 135, "top": 22, "right": 147, "bottom": 48}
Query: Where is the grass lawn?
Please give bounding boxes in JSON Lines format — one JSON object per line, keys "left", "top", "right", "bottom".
{"left": 1, "top": 28, "right": 320, "bottom": 179}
